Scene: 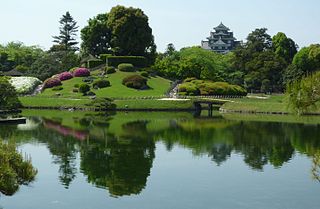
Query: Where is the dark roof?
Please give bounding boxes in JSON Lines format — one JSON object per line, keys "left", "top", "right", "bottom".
{"left": 214, "top": 22, "right": 230, "bottom": 31}
{"left": 213, "top": 37, "right": 228, "bottom": 46}
{"left": 3, "top": 69, "right": 24, "bottom": 76}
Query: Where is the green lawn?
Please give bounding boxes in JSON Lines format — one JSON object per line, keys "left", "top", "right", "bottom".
{"left": 221, "top": 94, "right": 288, "bottom": 113}
{"left": 38, "top": 71, "right": 171, "bottom": 99}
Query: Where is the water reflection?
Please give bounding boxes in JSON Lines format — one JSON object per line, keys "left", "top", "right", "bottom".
{"left": 1, "top": 110, "right": 320, "bottom": 197}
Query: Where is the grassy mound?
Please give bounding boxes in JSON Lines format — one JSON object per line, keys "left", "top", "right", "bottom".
{"left": 36, "top": 70, "right": 171, "bottom": 99}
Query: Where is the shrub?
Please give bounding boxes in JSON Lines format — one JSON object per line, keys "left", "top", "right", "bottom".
{"left": 44, "top": 77, "right": 62, "bottom": 89}
{"left": 178, "top": 83, "right": 200, "bottom": 95}
{"left": 178, "top": 79, "right": 247, "bottom": 96}
{"left": 184, "top": 77, "right": 197, "bottom": 83}
{"left": 74, "top": 84, "right": 80, "bottom": 88}
{"left": 72, "top": 88, "right": 79, "bottom": 93}
{"left": 100, "top": 55, "right": 147, "bottom": 67}
{"left": 140, "top": 71, "right": 149, "bottom": 77}
{"left": 52, "top": 86, "right": 63, "bottom": 91}
{"left": 9, "top": 77, "right": 42, "bottom": 95}
{"left": 88, "top": 59, "right": 104, "bottom": 69}
{"left": 106, "top": 66, "right": 116, "bottom": 74}
{"left": 79, "top": 83, "right": 90, "bottom": 95}
{"left": 69, "top": 67, "right": 79, "bottom": 73}
{"left": 82, "top": 77, "right": 95, "bottom": 84}
{"left": 73, "top": 68, "right": 90, "bottom": 77}
{"left": 122, "top": 75, "right": 148, "bottom": 89}
{"left": 118, "top": 63, "right": 135, "bottom": 72}
{"left": 93, "top": 79, "right": 111, "bottom": 89}
{"left": 58, "top": 72, "right": 73, "bottom": 81}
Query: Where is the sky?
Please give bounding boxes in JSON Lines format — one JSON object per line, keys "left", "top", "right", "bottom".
{"left": 1, "top": 0, "right": 319, "bottom": 52}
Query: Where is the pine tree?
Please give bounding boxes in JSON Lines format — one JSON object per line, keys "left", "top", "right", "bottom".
{"left": 53, "top": 11, "right": 79, "bottom": 51}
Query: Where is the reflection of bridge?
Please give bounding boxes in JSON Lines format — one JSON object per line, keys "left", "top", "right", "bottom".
{"left": 193, "top": 100, "right": 227, "bottom": 117}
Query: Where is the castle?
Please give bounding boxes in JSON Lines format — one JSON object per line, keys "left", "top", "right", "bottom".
{"left": 201, "top": 23, "right": 240, "bottom": 54}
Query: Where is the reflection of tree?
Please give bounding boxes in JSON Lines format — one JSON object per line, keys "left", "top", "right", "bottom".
{"left": 80, "top": 120, "right": 155, "bottom": 197}
{"left": 48, "top": 137, "right": 78, "bottom": 189}
{"left": 312, "top": 151, "right": 320, "bottom": 182}
{"left": 209, "top": 144, "right": 233, "bottom": 166}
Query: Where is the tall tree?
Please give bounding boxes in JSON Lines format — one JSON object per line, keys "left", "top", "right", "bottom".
{"left": 107, "top": 5, "right": 156, "bottom": 56}
{"left": 80, "top": 14, "right": 112, "bottom": 56}
{"left": 53, "top": 11, "right": 79, "bottom": 51}
{"left": 272, "top": 32, "right": 298, "bottom": 64}
{"left": 246, "top": 28, "right": 272, "bottom": 53}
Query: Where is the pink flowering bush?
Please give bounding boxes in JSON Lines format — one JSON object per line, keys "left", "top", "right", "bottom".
{"left": 44, "top": 77, "right": 62, "bottom": 89}
{"left": 73, "top": 68, "right": 90, "bottom": 77}
{"left": 58, "top": 72, "right": 73, "bottom": 81}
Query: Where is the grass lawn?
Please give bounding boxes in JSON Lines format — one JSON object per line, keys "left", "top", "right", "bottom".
{"left": 19, "top": 97, "right": 92, "bottom": 108}
{"left": 38, "top": 71, "right": 171, "bottom": 99}
{"left": 221, "top": 94, "right": 288, "bottom": 113}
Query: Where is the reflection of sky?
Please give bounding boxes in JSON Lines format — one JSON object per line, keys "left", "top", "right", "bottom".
{"left": 1, "top": 143, "right": 320, "bottom": 209}
{"left": 1, "top": 0, "right": 320, "bottom": 51}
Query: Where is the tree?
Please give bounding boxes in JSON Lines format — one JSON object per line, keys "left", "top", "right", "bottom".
{"left": 107, "top": 6, "right": 155, "bottom": 56}
{"left": 272, "top": 32, "right": 298, "bottom": 64}
{"left": 164, "top": 43, "right": 176, "bottom": 57}
{"left": 0, "top": 77, "right": 21, "bottom": 110}
{"left": 81, "top": 14, "right": 112, "bottom": 56}
{"left": 286, "top": 71, "right": 320, "bottom": 114}
{"left": 284, "top": 44, "right": 320, "bottom": 84}
{"left": 53, "top": 11, "right": 79, "bottom": 51}
{"left": 246, "top": 28, "right": 272, "bottom": 53}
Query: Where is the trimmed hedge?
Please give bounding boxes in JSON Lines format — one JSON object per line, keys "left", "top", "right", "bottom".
{"left": 87, "top": 59, "right": 104, "bottom": 69}
{"left": 118, "top": 63, "right": 135, "bottom": 72}
{"left": 140, "top": 71, "right": 149, "bottom": 77}
{"left": 93, "top": 79, "right": 111, "bottom": 89}
{"left": 73, "top": 68, "right": 90, "bottom": 77}
{"left": 106, "top": 66, "right": 116, "bottom": 74}
{"left": 44, "top": 78, "right": 62, "bottom": 89}
{"left": 100, "top": 55, "right": 147, "bottom": 67}
{"left": 122, "top": 75, "right": 148, "bottom": 90}
{"left": 79, "top": 83, "right": 90, "bottom": 95}
{"left": 178, "top": 79, "right": 247, "bottom": 96}
{"left": 58, "top": 72, "right": 73, "bottom": 81}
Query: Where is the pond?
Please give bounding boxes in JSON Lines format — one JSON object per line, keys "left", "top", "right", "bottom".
{"left": 0, "top": 110, "right": 320, "bottom": 209}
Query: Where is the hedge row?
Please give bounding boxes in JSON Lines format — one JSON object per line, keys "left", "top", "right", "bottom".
{"left": 179, "top": 79, "right": 247, "bottom": 96}
{"left": 100, "top": 55, "right": 147, "bottom": 67}
{"left": 87, "top": 60, "right": 104, "bottom": 69}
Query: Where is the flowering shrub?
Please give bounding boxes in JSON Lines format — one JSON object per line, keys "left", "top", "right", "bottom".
{"left": 73, "top": 68, "right": 90, "bottom": 77}
{"left": 44, "top": 77, "right": 62, "bottom": 89}
{"left": 58, "top": 72, "right": 73, "bottom": 81}
{"left": 9, "top": 76, "right": 42, "bottom": 95}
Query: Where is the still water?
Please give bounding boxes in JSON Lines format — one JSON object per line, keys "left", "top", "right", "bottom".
{"left": 1, "top": 110, "right": 320, "bottom": 209}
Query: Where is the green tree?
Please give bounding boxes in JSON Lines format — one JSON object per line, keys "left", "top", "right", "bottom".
{"left": 80, "top": 14, "right": 112, "bottom": 56}
{"left": 0, "top": 77, "right": 21, "bottom": 110}
{"left": 0, "top": 42, "right": 44, "bottom": 72}
{"left": 246, "top": 28, "right": 272, "bottom": 53}
{"left": 286, "top": 71, "right": 320, "bottom": 114}
{"left": 107, "top": 5, "right": 155, "bottom": 56}
{"left": 284, "top": 44, "right": 320, "bottom": 84}
{"left": 272, "top": 32, "right": 298, "bottom": 64}
{"left": 53, "top": 11, "right": 79, "bottom": 51}
{"left": 0, "top": 140, "right": 37, "bottom": 196}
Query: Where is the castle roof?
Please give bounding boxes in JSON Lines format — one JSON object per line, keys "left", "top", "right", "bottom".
{"left": 214, "top": 22, "right": 230, "bottom": 31}
{"left": 213, "top": 38, "right": 228, "bottom": 46}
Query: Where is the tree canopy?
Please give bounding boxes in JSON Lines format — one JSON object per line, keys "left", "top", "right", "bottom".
{"left": 0, "top": 77, "right": 21, "bottom": 110}
{"left": 53, "top": 11, "right": 79, "bottom": 51}
{"left": 80, "top": 5, "right": 156, "bottom": 61}
{"left": 81, "top": 14, "right": 112, "bottom": 56}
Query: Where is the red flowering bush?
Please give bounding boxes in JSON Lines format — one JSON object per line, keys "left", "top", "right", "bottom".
{"left": 44, "top": 77, "right": 62, "bottom": 89}
{"left": 58, "top": 72, "right": 73, "bottom": 81}
{"left": 73, "top": 68, "right": 90, "bottom": 77}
